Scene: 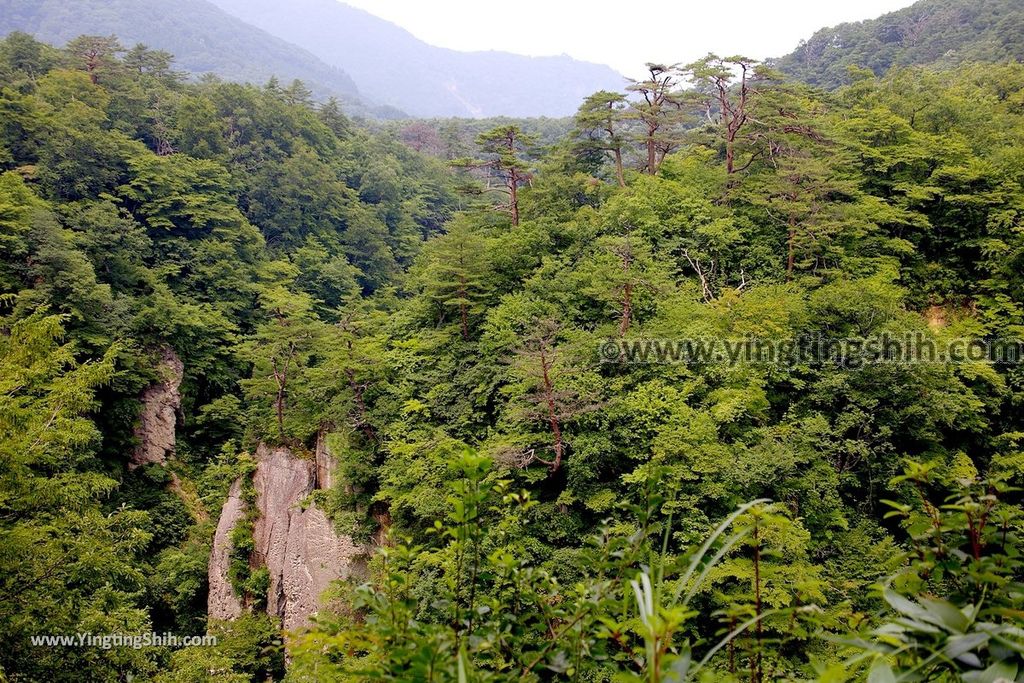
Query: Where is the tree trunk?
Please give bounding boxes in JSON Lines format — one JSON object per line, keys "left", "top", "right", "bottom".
{"left": 272, "top": 359, "right": 286, "bottom": 440}
{"left": 346, "top": 369, "right": 376, "bottom": 442}
{"left": 646, "top": 133, "right": 657, "bottom": 175}
{"left": 509, "top": 171, "right": 520, "bottom": 226}
{"left": 86, "top": 52, "right": 100, "bottom": 84}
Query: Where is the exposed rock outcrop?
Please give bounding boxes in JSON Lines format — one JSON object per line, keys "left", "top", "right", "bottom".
{"left": 274, "top": 500, "right": 363, "bottom": 630}
{"left": 208, "top": 478, "right": 245, "bottom": 621}
{"left": 253, "top": 444, "right": 364, "bottom": 631}
{"left": 207, "top": 443, "right": 365, "bottom": 632}
{"left": 314, "top": 430, "right": 337, "bottom": 491}
{"left": 130, "top": 347, "right": 184, "bottom": 469}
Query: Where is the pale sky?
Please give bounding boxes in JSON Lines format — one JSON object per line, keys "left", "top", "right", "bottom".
{"left": 340, "top": 0, "right": 918, "bottom": 78}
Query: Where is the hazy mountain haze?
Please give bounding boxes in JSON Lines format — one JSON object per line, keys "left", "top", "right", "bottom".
{"left": 206, "top": 0, "right": 627, "bottom": 117}
{"left": 0, "top": 0, "right": 370, "bottom": 106}
{"left": 340, "top": 0, "right": 920, "bottom": 77}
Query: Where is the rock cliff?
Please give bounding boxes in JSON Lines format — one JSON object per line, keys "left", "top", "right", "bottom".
{"left": 207, "top": 477, "right": 245, "bottom": 620}
{"left": 314, "top": 430, "right": 337, "bottom": 491}
{"left": 130, "top": 347, "right": 184, "bottom": 469}
{"left": 207, "top": 442, "right": 364, "bottom": 631}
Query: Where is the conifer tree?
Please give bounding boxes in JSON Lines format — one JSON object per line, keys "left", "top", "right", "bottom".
{"left": 626, "top": 63, "right": 688, "bottom": 175}
{"left": 64, "top": 34, "right": 123, "bottom": 84}
{"left": 417, "top": 219, "right": 492, "bottom": 340}
{"left": 685, "top": 54, "right": 764, "bottom": 174}
{"left": 453, "top": 124, "right": 536, "bottom": 225}
{"left": 573, "top": 90, "right": 629, "bottom": 185}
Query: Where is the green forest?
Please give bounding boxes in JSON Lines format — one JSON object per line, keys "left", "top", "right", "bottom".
{"left": 0, "top": 17, "right": 1023, "bottom": 683}
{"left": 775, "top": 0, "right": 1024, "bottom": 88}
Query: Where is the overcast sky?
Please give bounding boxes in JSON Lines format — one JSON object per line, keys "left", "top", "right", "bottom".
{"left": 340, "top": 0, "right": 918, "bottom": 78}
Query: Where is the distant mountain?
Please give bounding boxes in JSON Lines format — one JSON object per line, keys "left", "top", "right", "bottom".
{"left": 0, "top": 0, "right": 386, "bottom": 111}
{"left": 207, "top": 0, "right": 626, "bottom": 118}
{"left": 775, "top": 0, "right": 1024, "bottom": 89}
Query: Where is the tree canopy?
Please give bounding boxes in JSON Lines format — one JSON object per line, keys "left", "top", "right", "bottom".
{"left": 1, "top": 29, "right": 1023, "bottom": 683}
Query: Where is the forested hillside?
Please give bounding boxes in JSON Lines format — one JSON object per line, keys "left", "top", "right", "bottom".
{"left": 206, "top": 0, "right": 626, "bottom": 117}
{"left": 0, "top": 0, "right": 387, "bottom": 114}
{"left": 0, "top": 0, "right": 626, "bottom": 119}
{"left": 0, "top": 32, "right": 458, "bottom": 681}
{"left": 1, "top": 26, "right": 1023, "bottom": 683}
{"left": 775, "top": 0, "right": 1024, "bottom": 88}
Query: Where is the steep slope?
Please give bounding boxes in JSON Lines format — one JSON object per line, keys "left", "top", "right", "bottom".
{"left": 208, "top": 0, "right": 625, "bottom": 118}
{"left": 208, "top": 444, "right": 365, "bottom": 631}
{"left": 0, "top": 0, "right": 369, "bottom": 106}
{"left": 130, "top": 347, "right": 183, "bottom": 470}
{"left": 775, "top": 0, "right": 1024, "bottom": 88}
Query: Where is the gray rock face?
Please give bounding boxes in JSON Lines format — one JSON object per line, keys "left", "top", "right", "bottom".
{"left": 274, "top": 501, "right": 364, "bottom": 631}
{"left": 130, "top": 347, "right": 184, "bottom": 469}
{"left": 208, "top": 443, "right": 365, "bottom": 631}
{"left": 208, "top": 478, "right": 245, "bottom": 621}
{"left": 253, "top": 444, "right": 364, "bottom": 631}
{"left": 314, "top": 430, "right": 337, "bottom": 491}
{"left": 252, "top": 444, "right": 315, "bottom": 626}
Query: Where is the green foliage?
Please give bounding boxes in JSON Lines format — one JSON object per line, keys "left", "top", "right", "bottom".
{"left": 0, "top": 314, "right": 154, "bottom": 681}
{"left": 825, "top": 461, "right": 1024, "bottom": 681}
{"left": 158, "top": 614, "right": 284, "bottom": 683}
{"left": 775, "top": 0, "right": 1024, "bottom": 89}
{"left": 1, "top": 26, "right": 1024, "bottom": 683}
{"left": 291, "top": 460, "right": 823, "bottom": 681}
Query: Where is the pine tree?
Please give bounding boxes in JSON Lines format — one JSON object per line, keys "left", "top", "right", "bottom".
{"left": 239, "top": 263, "right": 326, "bottom": 442}
{"left": 452, "top": 125, "right": 536, "bottom": 225}
{"left": 573, "top": 90, "right": 629, "bottom": 185}
{"left": 282, "top": 78, "right": 313, "bottom": 106}
{"left": 64, "top": 34, "right": 124, "bottom": 85}
{"left": 417, "top": 219, "right": 493, "bottom": 340}
{"left": 684, "top": 54, "right": 765, "bottom": 174}
{"left": 626, "top": 63, "right": 688, "bottom": 175}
